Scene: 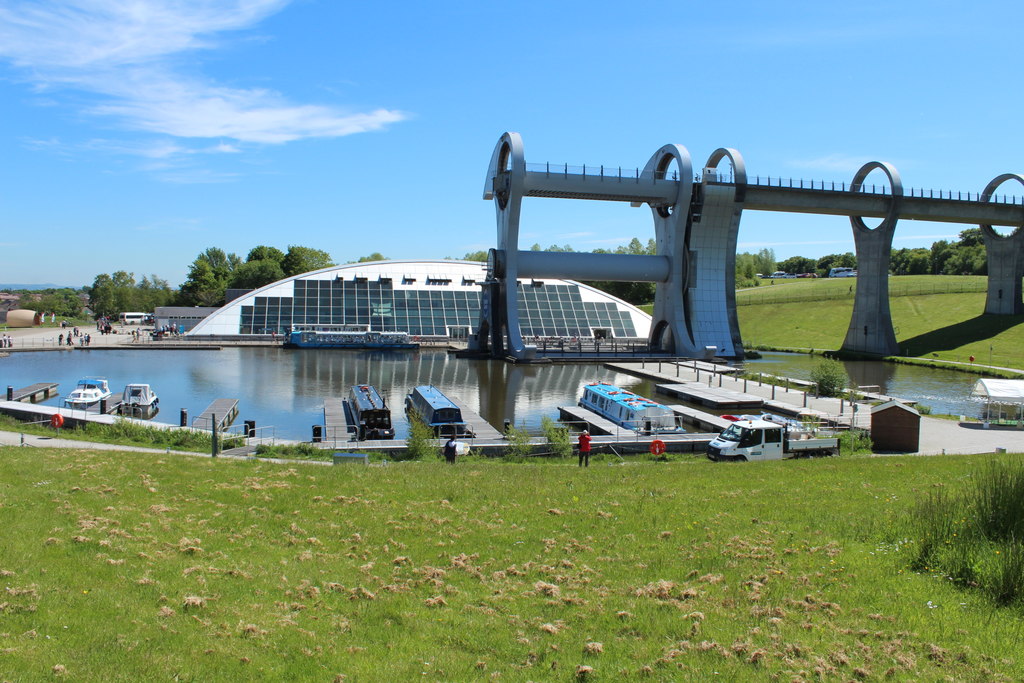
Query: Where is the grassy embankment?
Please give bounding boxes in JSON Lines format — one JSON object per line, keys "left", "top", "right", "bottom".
{"left": 1, "top": 447, "right": 1022, "bottom": 680}
{"left": 638, "top": 275, "right": 1024, "bottom": 370}
{"left": 0, "top": 413, "right": 239, "bottom": 453}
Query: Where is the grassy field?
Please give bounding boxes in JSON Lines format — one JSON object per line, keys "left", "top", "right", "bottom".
{"left": 2, "top": 447, "right": 1023, "bottom": 680}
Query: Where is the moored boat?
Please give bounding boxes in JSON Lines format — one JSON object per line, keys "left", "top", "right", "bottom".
{"left": 405, "top": 385, "right": 474, "bottom": 437}
{"left": 344, "top": 384, "right": 395, "bottom": 439}
{"left": 117, "top": 383, "right": 160, "bottom": 419}
{"left": 578, "top": 381, "right": 683, "bottom": 435}
{"left": 63, "top": 377, "right": 112, "bottom": 409}
{"left": 284, "top": 325, "right": 419, "bottom": 350}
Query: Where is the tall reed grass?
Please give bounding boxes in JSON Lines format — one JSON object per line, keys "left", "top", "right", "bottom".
{"left": 907, "top": 458, "right": 1024, "bottom": 605}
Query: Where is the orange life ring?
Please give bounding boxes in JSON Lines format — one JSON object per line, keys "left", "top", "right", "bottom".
{"left": 649, "top": 439, "right": 666, "bottom": 455}
{"left": 50, "top": 413, "right": 64, "bottom": 429}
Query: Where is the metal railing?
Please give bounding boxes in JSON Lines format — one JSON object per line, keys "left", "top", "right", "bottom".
{"left": 517, "top": 161, "right": 1024, "bottom": 205}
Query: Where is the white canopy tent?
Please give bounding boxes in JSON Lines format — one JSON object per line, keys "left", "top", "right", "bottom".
{"left": 972, "top": 379, "right": 1024, "bottom": 424}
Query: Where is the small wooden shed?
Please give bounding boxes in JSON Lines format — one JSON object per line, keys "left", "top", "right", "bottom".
{"left": 870, "top": 400, "right": 920, "bottom": 452}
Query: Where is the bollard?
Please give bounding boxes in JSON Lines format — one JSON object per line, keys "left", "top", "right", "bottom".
{"left": 676, "top": 363, "right": 680, "bottom": 377}
{"left": 840, "top": 398, "right": 844, "bottom": 415}
{"left": 743, "top": 378, "right": 747, "bottom": 392}
{"left": 771, "top": 384, "right": 776, "bottom": 400}
{"left": 99, "top": 398, "right": 107, "bottom": 414}
{"left": 6, "top": 386, "right": 12, "bottom": 401}
{"left": 759, "top": 372, "right": 763, "bottom": 386}
{"left": 658, "top": 361, "right": 662, "bottom": 373}
{"left": 718, "top": 374, "right": 722, "bottom": 387}
{"left": 802, "top": 392, "right": 807, "bottom": 407}
{"left": 180, "top": 408, "right": 188, "bottom": 427}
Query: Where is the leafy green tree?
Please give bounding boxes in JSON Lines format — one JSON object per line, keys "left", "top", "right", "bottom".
{"left": 282, "top": 246, "right": 334, "bottom": 277}
{"left": 353, "top": 253, "right": 387, "bottom": 263}
{"left": 246, "top": 245, "right": 286, "bottom": 263}
{"left": 88, "top": 273, "right": 116, "bottom": 317}
{"left": 754, "top": 248, "right": 776, "bottom": 277}
{"left": 778, "top": 255, "right": 816, "bottom": 275}
{"left": 462, "top": 250, "right": 488, "bottom": 262}
{"left": 229, "top": 260, "right": 286, "bottom": 289}
{"left": 179, "top": 259, "right": 226, "bottom": 307}
{"left": 810, "top": 358, "right": 848, "bottom": 397}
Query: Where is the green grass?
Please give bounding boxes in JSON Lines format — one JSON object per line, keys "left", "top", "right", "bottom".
{"left": 735, "top": 277, "right": 1024, "bottom": 369}
{"left": 2, "top": 448, "right": 1023, "bottom": 680}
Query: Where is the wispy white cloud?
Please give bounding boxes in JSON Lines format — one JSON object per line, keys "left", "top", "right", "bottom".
{"left": 0, "top": 1, "right": 406, "bottom": 146}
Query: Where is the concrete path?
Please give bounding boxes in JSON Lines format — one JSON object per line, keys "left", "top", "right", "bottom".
{"left": 609, "top": 361, "right": 1024, "bottom": 456}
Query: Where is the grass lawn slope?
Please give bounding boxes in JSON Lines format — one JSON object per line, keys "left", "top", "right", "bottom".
{"left": 738, "top": 276, "right": 1024, "bottom": 369}
{"left": 1, "top": 448, "right": 1022, "bottom": 680}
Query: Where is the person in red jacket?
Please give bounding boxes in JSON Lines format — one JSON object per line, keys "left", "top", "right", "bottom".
{"left": 577, "top": 430, "right": 592, "bottom": 467}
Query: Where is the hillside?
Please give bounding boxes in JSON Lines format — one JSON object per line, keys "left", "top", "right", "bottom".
{"left": 0, "top": 448, "right": 1022, "bottom": 680}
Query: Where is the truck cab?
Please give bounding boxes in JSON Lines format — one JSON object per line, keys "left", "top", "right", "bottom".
{"left": 707, "top": 419, "right": 784, "bottom": 461}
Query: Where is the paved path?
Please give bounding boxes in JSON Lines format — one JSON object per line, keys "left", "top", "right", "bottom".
{"left": 609, "top": 361, "right": 1024, "bottom": 456}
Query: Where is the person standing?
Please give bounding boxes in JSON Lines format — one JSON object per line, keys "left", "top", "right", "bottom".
{"left": 577, "top": 430, "right": 592, "bottom": 467}
{"left": 443, "top": 435, "right": 458, "bottom": 465}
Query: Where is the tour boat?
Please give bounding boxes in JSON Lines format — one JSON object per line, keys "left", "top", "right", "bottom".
{"left": 284, "top": 325, "right": 418, "bottom": 350}
{"left": 578, "top": 382, "right": 684, "bottom": 435}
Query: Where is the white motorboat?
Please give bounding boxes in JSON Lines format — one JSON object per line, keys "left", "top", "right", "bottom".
{"left": 63, "top": 377, "right": 112, "bottom": 409}
{"left": 117, "top": 383, "right": 159, "bottom": 418}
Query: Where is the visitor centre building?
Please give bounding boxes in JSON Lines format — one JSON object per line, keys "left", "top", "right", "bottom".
{"left": 186, "top": 260, "right": 651, "bottom": 341}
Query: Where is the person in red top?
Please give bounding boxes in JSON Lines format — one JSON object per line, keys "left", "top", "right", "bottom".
{"left": 577, "top": 430, "right": 592, "bottom": 467}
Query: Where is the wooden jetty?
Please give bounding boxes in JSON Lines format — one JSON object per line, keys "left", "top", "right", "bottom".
{"left": 323, "top": 399, "right": 352, "bottom": 442}
{"left": 448, "top": 396, "right": 504, "bottom": 440}
{"left": 665, "top": 405, "right": 732, "bottom": 432}
{"left": 6, "top": 383, "right": 59, "bottom": 403}
{"left": 557, "top": 405, "right": 621, "bottom": 435}
{"left": 193, "top": 399, "right": 239, "bottom": 431}
{"left": 657, "top": 383, "right": 764, "bottom": 409}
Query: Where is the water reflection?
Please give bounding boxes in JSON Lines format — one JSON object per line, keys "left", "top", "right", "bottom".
{"left": 0, "top": 348, "right": 988, "bottom": 440}
{"left": 744, "top": 352, "right": 982, "bottom": 417}
{"left": 1, "top": 348, "right": 641, "bottom": 440}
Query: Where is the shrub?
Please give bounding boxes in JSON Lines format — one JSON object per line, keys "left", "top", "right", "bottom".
{"left": 810, "top": 358, "right": 848, "bottom": 397}
{"left": 541, "top": 416, "right": 572, "bottom": 458}
{"left": 402, "top": 410, "right": 436, "bottom": 461}
{"left": 838, "top": 428, "right": 873, "bottom": 455}
{"left": 504, "top": 424, "right": 534, "bottom": 461}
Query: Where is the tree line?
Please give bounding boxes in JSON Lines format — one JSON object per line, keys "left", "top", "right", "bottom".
{"left": 8, "top": 229, "right": 995, "bottom": 319}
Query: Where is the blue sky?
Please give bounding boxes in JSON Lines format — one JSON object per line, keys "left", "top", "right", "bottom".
{"left": 1, "top": 0, "right": 1020, "bottom": 287}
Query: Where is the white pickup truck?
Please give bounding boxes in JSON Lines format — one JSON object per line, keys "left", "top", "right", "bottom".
{"left": 706, "top": 418, "right": 839, "bottom": 462}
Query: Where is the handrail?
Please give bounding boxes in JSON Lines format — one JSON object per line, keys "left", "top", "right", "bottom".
{"left": 509, "top": 162, "right": 1023, "bottom": 205}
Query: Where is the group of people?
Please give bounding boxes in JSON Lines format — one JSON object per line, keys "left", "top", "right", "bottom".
{"left": 57, "top": 330, "right": 91, "bottom": 347}
{"left": 0, "top": 334, "right": 13, "bottom": 348}
{"left": 441, "top": 428, "right": 593, "bottom": 466}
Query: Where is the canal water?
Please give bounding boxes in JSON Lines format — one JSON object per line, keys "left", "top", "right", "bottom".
{"left": 0, "top": 348, "right": 648, "bottom": 441}
{"left": 0, "top": 349, "right": 985, "bottom": 441}
{"left": 745, "top": 352, "right": 983, "bottom": 418}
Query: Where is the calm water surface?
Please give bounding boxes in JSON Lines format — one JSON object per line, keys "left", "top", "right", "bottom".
{"left": 745, "top": 352, "right": 983, "bottom": 417}
{"left": 0, "top": 348, "right": 648, "bottom": 441}
{"left": 0, "top": 348, "right": 986, "bottom": 440}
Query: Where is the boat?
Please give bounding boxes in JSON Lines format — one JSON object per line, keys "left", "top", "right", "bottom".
{"left": 578, "top": 382, "right": 684, "bottom": 435}
{"left": 405, "top": 385, "right": 475, "bottom": 437}
{"left": 343, "top": 385, "right": 395, "bottom": 440}
{"left": 117, "top": 383, "right": 160, "bottom": 419}
{"left": 63, "top": 377, "right": 112, "bottom": 409}
{"left": 284, "top": 324, "right": 419, "bottom": 350}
